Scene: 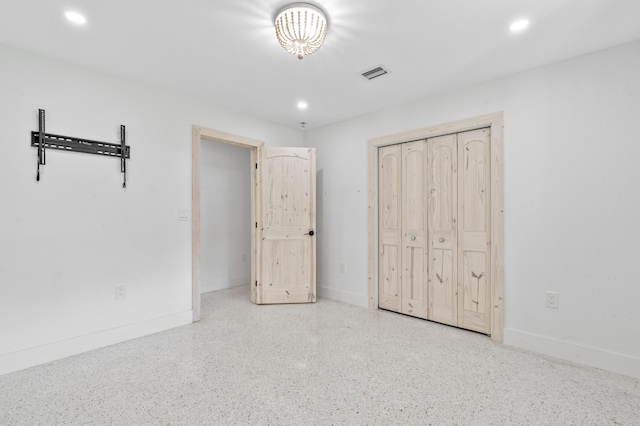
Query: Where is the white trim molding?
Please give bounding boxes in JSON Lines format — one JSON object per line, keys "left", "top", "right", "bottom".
{"left": 504, "top": 328, "right": 640, "bottom": 380}
{"left": 0, "top": 310, "right": 192, "bottom": 376}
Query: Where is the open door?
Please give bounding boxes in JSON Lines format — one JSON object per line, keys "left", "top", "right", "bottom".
{"left": 255, "top": 147, "right": 316, "bottom": 304}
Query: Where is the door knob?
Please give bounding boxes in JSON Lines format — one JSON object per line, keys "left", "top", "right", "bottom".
{"left": 306, "top": 230, "right": 315, "bottom": 236}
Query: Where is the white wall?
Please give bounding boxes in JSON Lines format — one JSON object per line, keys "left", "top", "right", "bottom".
{"left": 304, "top": 40, "right": 640, "bottom": 379}
{"left": 2, "top": 38, "right": 639, "bottom": 380}
{"left": 0, "top": 44, "right": 303, "bottom": 375}
{"left": 200, "top": 141, "right": 251, "bottom": 293}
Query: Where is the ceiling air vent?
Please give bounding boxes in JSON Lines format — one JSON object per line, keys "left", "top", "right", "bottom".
{"left": 360, "top": 65, "right": 391, "bottom": 81}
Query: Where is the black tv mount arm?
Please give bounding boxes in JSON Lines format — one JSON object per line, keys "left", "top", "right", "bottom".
{"left": 31, "top": 109, "right": 131, "bottom": 188}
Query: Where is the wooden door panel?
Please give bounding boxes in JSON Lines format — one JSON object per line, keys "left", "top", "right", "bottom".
{"left": 403, "top": 147, "right": 425, "bottom": 230}
{"left": 379, "top": 150, "right": 400, "bottom": 230}
{"left": 458, "top": 129, "right": 491, "bottom": 332}
{"left": 462, "top": 140, "right": 488, "bottom": 232}
{"left": 427, "top": 134, "right": 457, "bottom": 326}
{"left": 378, "top": 145, "right": 401, "bottom": 312}
{"left": 263, "top": 150, "right": 311, "bottom": 229}
{"left": 403, "top": 246, "right": 426, "bottom": 317}
{"left": 258, "top": 147, "right": 315, "bottom": 304}
{"left": 262, "top": 239, "right": 311, "bottom": 303}
{"left": 401, "top": 142, "right": 428, "bottom": 318}
{"left": 461, "top": 251, "right": 488, "bottom": 332}
{"left": 430, "top": 248, "right": 455, "bottom": 322}
{"left": 462, "top": 251, "right": 488, "bottom": 312}
{"left": 379, "top": 244, "right": 400, "bottom": 310}
{"left": 430, "top": 144, "right": 456, "bottom": 231}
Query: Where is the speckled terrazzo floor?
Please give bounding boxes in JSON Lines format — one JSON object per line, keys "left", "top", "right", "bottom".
{"left": 1, "top": 286, "right": 639, "bottom": 425}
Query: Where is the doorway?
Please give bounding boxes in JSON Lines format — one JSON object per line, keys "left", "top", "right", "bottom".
{"left": 192, "top": 126, "right": 263, "bottom": 321}
{"left": 200, "top": 141, "right": 251, "bottom": 293}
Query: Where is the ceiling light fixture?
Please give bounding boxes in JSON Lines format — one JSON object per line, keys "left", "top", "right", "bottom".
{"left": 509, "top": 19, "right": 529, "bottom": 32}
{"left": 65, "top": 11, "right": 87, "bottom": 25}
{"left": 297, "top": 101, "right": 308, "bottom": 109}
{"left": 274, "top": 3, "right": 328, "bottom": 60}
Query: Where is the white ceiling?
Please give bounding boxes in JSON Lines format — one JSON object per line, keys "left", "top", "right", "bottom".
{"left": 1, "top": 0, "right": 639, "bottom": 131}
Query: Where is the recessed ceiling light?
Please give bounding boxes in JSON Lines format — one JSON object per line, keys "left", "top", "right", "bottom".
{"left": 65, "top": 11, "right": 87, "bottom": 25}
{"left": 509, "top": 19, "right": 529, "bottom": 32}
{"left": 297, "top": 101, "right": 308, "bottom": 110}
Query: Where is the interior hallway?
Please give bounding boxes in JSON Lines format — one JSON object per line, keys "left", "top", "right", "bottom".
{"left": 1, "top": 286, "right": 638, "bottom": 425}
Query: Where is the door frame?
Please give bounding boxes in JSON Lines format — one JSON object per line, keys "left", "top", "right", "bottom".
{"left": 192, "top": 125, "right": 264, "bottom": 321}
{"left": 367, "top": 112, "right": 504, "bottom": 342}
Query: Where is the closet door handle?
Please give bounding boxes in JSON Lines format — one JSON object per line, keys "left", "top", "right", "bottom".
{"left": 306, "top": 230, "right": 315, "bottom": 237}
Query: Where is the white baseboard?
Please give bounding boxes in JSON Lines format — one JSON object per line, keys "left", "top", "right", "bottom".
{"left": 504, "top": 328, "right": 640, "bottom": 380}
{"left": 317, "top": 286, "right": 367, "bottom": 307}
{"left": 201, "top": 276, "right": 250, "bottom": 293}
{"left": 0, "top": 310, "right": 193, "bottom": 376}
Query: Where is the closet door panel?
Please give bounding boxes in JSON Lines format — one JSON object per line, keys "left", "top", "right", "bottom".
{"left": 401, "top": 141, "right": 428, "bottom": 318}
{"left": 402, "top": 245, "right": 426, "bottom": 317}
{"left": 463, "top": 141, "right": 487, "bottom": 232}
{"left": 461, "top": 251, "right": 488, "bottom": 330}
{"left": 430, "top": 248, "right": 455, "bottom": 322}
{"left": 380, "top": 244, "right": 400, "bottom": 310}
{"left": 378, "top": 145, "right": 402, "bottom": 312}
{"left": 427, "top": 135, "right": 458, "bottom": 326}
{"left": 458, "top": 128, "right": 491, "bottom": 333}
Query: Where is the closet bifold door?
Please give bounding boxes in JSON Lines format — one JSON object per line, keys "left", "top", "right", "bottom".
{"left": 401, "top": 141, "right": 428, "bottom": 318}
{"left": 427, "top": 134, "right": 458, "bottom": 326}
{"left": 378, "top": 145, "right": 402, "bottom": 312}
{"left": 457, "top": 128, "right": 491, "bottom": 333}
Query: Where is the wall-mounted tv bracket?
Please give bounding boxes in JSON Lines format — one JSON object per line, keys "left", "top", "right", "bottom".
{"left": 31, "top": 109, "right": 131, "bottom": 188}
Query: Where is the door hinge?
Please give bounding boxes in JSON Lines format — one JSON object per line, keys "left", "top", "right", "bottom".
{"left": 255, "top": 222, "right": 258, "bottom": 228}
{"left": 255, "top": 163, "right": 258, "bottom": 169}
{"left": 255, "top": 281, "right": 258, "bottom": 287}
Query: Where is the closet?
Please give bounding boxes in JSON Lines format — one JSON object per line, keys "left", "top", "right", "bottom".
{"left": 378, "top": 128, "right": 491, "bottom": 334}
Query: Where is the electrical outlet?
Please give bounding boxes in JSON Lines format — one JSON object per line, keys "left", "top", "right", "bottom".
{"left": 115, "top": 285, "right": 126, "bottom": 300}
{"left": 178, "top": 209, "right": 191, "bottom": 221}
{"left": 545, "top": 291, "right": 558, "bottom": 308}
{"left": 339, "top": 263, "right": 346, "bottom": 273}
